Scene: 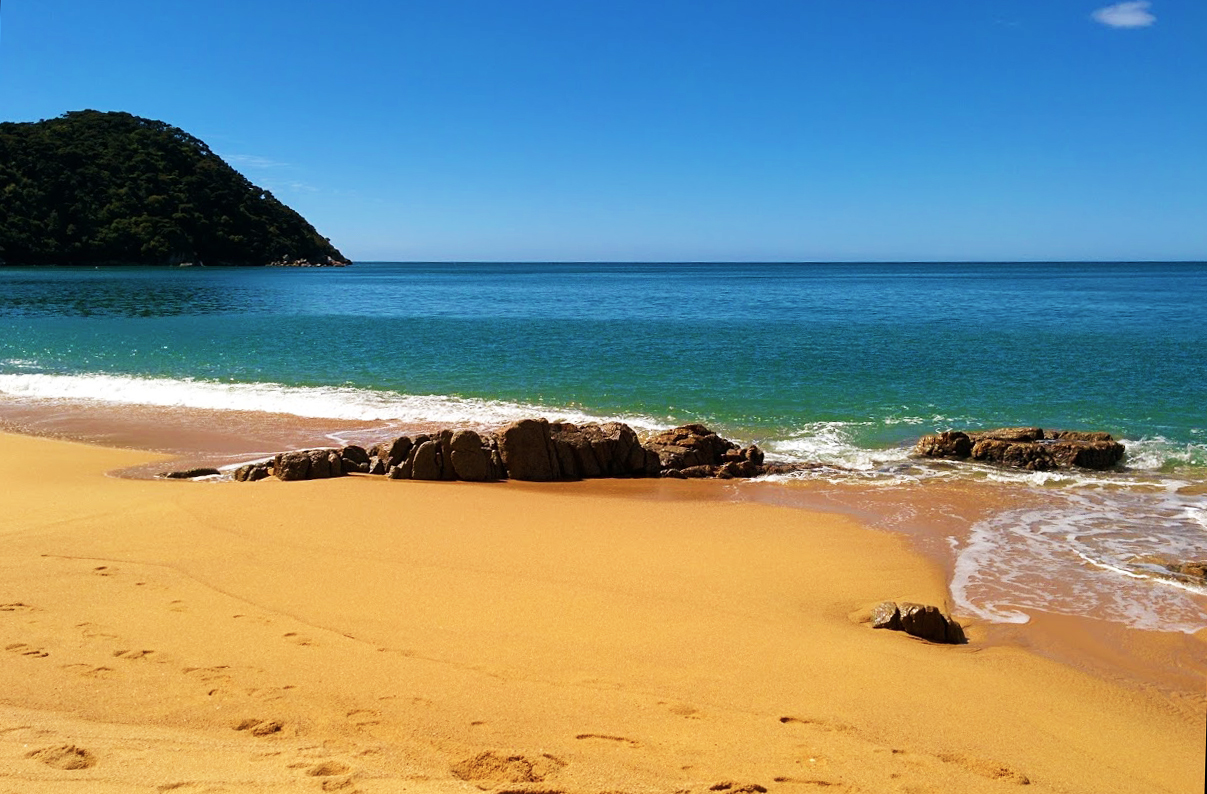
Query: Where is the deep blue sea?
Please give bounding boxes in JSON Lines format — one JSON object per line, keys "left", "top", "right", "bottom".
{"left": 1, "top": 261, "right": 1204, "bottom": 632}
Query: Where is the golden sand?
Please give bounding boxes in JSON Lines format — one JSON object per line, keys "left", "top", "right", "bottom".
{"left": 0, "top": 432, "right": 1201, "bottom": 793}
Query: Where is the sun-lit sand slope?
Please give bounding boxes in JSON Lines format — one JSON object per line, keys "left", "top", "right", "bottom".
{"left": 0, "top": 433, "right": 1200, "bottom": 793}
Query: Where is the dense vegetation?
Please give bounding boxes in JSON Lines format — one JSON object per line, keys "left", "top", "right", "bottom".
{"left": 0, "top": 110, "right": 347, "bottom": 266}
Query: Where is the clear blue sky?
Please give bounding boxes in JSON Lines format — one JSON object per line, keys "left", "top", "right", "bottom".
{"left": 2, "top": 1, "right": 1204, "bottom": 261}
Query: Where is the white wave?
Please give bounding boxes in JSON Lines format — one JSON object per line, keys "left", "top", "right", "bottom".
{"left": 951, "top": 490, "right": 1207, "bottom": 634}
{"left": 765, "top": 421, "right": 911, "bottom": 471}
{"left": 0, "top": 372, "right": 665, "bottom": 430}
{"left": 1120, "top": 435, "right": 1207, "bottom": 471}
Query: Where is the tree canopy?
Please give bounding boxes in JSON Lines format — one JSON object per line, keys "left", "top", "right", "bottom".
{"left": 0, "top": 110, "right": 347, "bottom": 266}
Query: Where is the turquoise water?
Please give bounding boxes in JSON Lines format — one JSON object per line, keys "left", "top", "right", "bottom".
{"left": 0, "top": 261, "right": 1204, "bottom": 468}
{"left": 1, "top": 261, "right": 1204, "bottom": 632}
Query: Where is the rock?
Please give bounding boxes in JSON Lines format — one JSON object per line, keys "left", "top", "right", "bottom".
{"left": 970, "top": 438, "right": 1057, "bottom": 471}
{"left": 914, "top": 430, "right": 972, "bottom": 459}
{"left": 410, "top": 440, "right": 444, "bottom": 480}
{"left": 870, "top": 601, "right": 902, "bottom": 630}
{"left": 915, "top": 427, "right": 1124, "bottom": 471}
{"left": 272, "top": 449, "right": 345, "bottom": 480}
{"left": 644, "top": 423, "right": 738, "bottom": 470}
{"left": 970, "top": 427, "right": 1044, "bottom": 443}
{"left": 340, "top": 445, "right": 370, "bottom": 474}
{"left": 549, "top": 421, "right": 660, "bottom": 479}
{"left": 498, "top": 419, "right": 562, "bottom": 481}
{"left": 273, "top": 451, "right": 312, "bottom": 481}
{"left": 448, "top": 430, "right": 497, "bottom": 482}
{"left": 1163, "top": 561, "right": 1206, "bottom": 583}
{"left": 161, "top": 467, "right": 221, "bottom": 479}
{"left": 373, "top": 436, "right": 414, "bottom": 470}
{"left": 871, "top": 601, "right": 965, "bottom": 644}
{"left": 642, "top": 424, "right": 765, "bottom": 478}
{"left": 233, "top": 463, "right": 271, "bottom": 482}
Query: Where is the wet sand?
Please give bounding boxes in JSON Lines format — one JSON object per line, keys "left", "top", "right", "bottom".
{"left": 0, "top": 430, "right": 1202, "bottom": 793}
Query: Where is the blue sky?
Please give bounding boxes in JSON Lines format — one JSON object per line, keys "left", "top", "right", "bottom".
{"left": 2, "top": 1, "right": 1204, "bottom": 261}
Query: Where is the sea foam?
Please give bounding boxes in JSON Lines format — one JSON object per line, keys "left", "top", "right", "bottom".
{"left": 0, "top": 372, "right": 664, "bottom": 430}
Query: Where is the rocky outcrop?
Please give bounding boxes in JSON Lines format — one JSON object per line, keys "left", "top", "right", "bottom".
{"left": 914, "top": 427, "right": 1124, "bottom": 471}
{"left": 233, "top": 462, "right": 271, "bottom": 482}
{"left": 272, "top": 448, "right": 345, "bottom": 481}
{"left": 644, "top": 424, "right": 765, "bottom": 479}
{"left": 871, "top": 601, "right": 966, "bottom": 644}
{"left": 234, "top": 420, "right": 795, "bottom": 483}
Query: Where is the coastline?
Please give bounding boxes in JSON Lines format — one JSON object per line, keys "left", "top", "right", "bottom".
{"left": 0, "top": 426, "right": 1202, "bottom": 792}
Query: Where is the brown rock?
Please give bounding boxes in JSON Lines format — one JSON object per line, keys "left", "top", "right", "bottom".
{"left": 273, "top": 451, "right": 312, "bottom": 481}
{"left": 871, "top": 601, "right": 965, "bottom": 644}
{"left": 498, "top": 419, "right": 562, "bottom": 481}
{"left": 448, "top": 429, "right": 496, "bottom": 482}
{"left": 410, "top": 440, "right": 443, "bottom": 480}
{"left": 914, "top": 431, "right": 973, "bottom": 459}
{"left": 969, "top": 427, "right": 1044, "bottom": 442}
{"left": 161, "top": 467, "right": 221, "bottom": 479}
{"left": 898, "top": 602, "right": 966, "bottom": 644}
{"left": 549, "top": 421, "right": 655, "bottom": 479}
{"left": 870, "top": 601, "right": 902, "bottom": 630}
{"left": 918, "top": 427, "right": 1124, "bottom": 472}
{"left": 340, "top": 445, "right": 370, "bottom": 474}
{"left": 971, "top": 438, "right": 1057, "bottom": 471}
{"left": 233, "top": 463, "right": 270, "bottom": 482}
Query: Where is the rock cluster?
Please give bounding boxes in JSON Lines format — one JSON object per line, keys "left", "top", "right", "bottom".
{"left": 233, "top": 420, "right": 804, "bottom": 484}
{"left": 871, "top": 601, "right": 966, "bottom": 644}
{"left": 914, "top": 427, "right": 1124, "bottom": 471}
{"left": 645, "top": 424, "right": 765, "bottom": 479}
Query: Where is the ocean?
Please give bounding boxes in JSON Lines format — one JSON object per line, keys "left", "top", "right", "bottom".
{"left": 1, "top": 261, "right": 1204, "bottom": 633}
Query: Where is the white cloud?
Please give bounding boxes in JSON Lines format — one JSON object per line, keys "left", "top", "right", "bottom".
{"left": 1092, "top": 2, "right": 1156, "bottom": 28}
{"left": 225, "top": 154, "right": 289, "bottom": 169}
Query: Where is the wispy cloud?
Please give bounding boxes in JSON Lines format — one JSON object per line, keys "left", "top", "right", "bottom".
{"left": 225, "top": 153, "right": 289, "bottom": 169}
{"left": 1092, "top": 2, "right": 1156, "bottom": 28}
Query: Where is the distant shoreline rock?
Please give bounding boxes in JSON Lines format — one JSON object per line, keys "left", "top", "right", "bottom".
{"left": 914, "top": 427, "right": 1124, "bottom": 471}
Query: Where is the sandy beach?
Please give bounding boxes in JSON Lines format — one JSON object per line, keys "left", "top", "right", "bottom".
{"left": 0, "top": 431, "right": 1202, "bottom": 793}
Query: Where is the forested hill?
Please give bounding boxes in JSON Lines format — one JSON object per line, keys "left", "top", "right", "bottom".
{"left": 0, "top": 110, "right": 348, "bottom": 266}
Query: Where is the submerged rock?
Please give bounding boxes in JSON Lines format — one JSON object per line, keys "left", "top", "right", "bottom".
{"left": 160, "top": 467, "right": 221, "bottom": 479}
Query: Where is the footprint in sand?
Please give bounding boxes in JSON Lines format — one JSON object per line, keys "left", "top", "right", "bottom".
{"left": 936, "top": 753, "right": 1031, "bottom": 785}
{"left": 773, "top": 777, "right": 850, "bottom": 790}
{"left": 450, "top": 751, "right": 567, "bottom": 785}
{"left": 112, "top": 648, "right": 160, "bottom": 661}
{"left": 709, "top": 783, "right": 767, "bottom": 794}
{"left": 0, "top": 602, "right": 40, "bottom": 613}
{"left": 346, "top": 709, "right": 381, "bottom": 727}
{"left": 92, "top": 566, "right": 117, "bottom": 577}
{"left": 234, "top": 718, "right": 285, "bottom": 737}
{"left": 779, "top": 715, "right": 858, "bottom": 734}
{"left": 574, "top": 734, "right": 640, "bottom": 747}
{"left": 659, "top": 701, "right": 702, "bottom": 719}
{"left": 246, "top": 685, "right": 296, "bottom": 701}
{"left": 5, "top": 642, "right": 49, "bottom": 658}
{"left": 26, "top": 744, "right": 96, "bottom": 770}
{"left": 76, "top": 622, "right": 120, "bottom": 641}
{"left": 60, "top": 663, "right": 118, "bottom": 679}
{"left": 283, "top": 632, "right": 316, "bottom": 647}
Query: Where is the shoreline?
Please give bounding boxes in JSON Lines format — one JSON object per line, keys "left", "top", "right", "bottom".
{"left": 2, "top": 398, "right": 1205, "bottom": 701}
{"left": 0, "top": 426, "right": 1203, "bottom": 791}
